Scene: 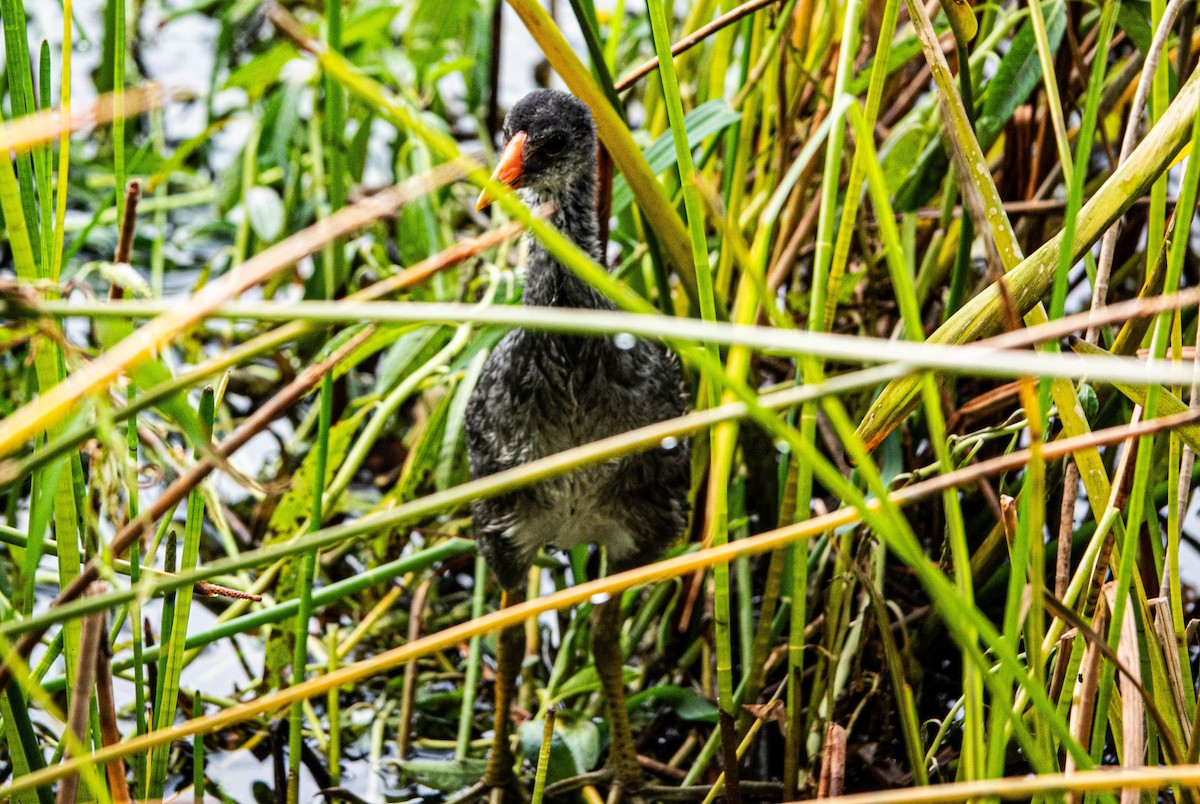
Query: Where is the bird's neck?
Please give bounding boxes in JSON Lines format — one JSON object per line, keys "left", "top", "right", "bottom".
{"left": 521, "top": 173, "right": 610, "bottom": 310}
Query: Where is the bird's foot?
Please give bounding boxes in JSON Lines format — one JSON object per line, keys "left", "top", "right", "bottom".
{"left": 604, "top": 758, "right": 646, "bottom": 803}
{"left": 478, "top": 772, "right": 527, "bottom": 804}
{"left": 540, "top": 764, "right": 646, "bottom": 803}
{"left": 444, "top": 777, "right": 527, "bottom": 804}
{"left": 476, "top": 749, "right": 529, "bottom": 804}
{"left": 586, "top": 762, "right": 647, "bottom": 803}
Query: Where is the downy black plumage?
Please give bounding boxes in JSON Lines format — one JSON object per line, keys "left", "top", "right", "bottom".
{"left": 465, "top": 89, "right": 691, "bottom": 589}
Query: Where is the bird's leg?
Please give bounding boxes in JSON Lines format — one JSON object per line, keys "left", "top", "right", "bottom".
{"left": 484, "top": 588, "right": 526, "bottom": 803}
{"left": 592, "top": 595, "right": 642, "bottom": 795}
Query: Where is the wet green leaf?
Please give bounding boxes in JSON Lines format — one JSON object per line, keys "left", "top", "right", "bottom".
{"left": 399, "top": 757, "right": 490, "bottom": 791}
{"left": 626, "top": 684, "right": 718, "bottom": 723}
{"left": 611, "top": 100, "right": 741, "bottom": 215}
{"left": 519, "top": 716, "right": 601, "bottom": 779}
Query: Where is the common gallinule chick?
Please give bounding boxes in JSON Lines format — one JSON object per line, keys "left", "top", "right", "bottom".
{"left": 466, "top": 89, "right": 690, "bottom": 799}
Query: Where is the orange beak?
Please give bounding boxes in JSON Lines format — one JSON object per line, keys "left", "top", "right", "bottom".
{"left": 476, "top": 130, "right": 527, "bottom": 211}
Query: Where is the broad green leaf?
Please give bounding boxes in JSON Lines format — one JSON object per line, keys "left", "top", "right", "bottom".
{"left": 518, "top": 719, "right": 578, "bottom": 784}
{"left": 399, "top": 757, "right": 490, "bottom": 791}
{"left": 519, "top": 716, "right": 601, "bottom": 779}
{"left": 626, "top": 684, "right": 719, "bottom": 723}
{"left": 376, "top": 325, "right": 450, "bottom": 393}
{"left": 393, "top": 386, "right": 455, "bottom": 502}
{"left": 557, "top": 717, "right": 601, "bottom": 775}
{"left": 267, "top": 406, "right": 370, "bottom": 541}
{"left": 552, "top": 664, "right": 638, "bottom": 704}
{"left": 436, "top": 350, "right": 487, "bottom": 490}
{"left": 95, "top": 311, "right": 207, "bottom": 452}
{"left": 224, "top": 43, "right": 297, "bottom": 99}
{"left": 611, "top": 100, "right": 741, "bottom": 215}
{"left": 1117, "top": 2, "right": 1153, "bottom": 58}
{"left": 332, "top": 323, "right": 424, "bottom": 383}
{"left": 344, "top": 6, "right": 402, "bottom": 45}
{"left": 402, "top": 0, "right": 479, "bottom": 78}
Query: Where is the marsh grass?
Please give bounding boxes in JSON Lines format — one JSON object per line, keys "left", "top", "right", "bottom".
{"left": 5, "top": 0, "right": 1200, "bottom": 801}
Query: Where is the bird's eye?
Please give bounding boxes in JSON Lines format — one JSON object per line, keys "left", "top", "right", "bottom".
{"left": 543, "top": 133, "right": 568, "bottom": 155}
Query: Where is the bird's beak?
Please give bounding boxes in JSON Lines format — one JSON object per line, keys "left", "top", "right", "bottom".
{"left": 476, "top": 130, "right": 527, "bottom": 212}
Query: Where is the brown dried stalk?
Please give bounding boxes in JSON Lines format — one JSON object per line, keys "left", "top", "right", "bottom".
{"left": 55, "top": 582, "right": 107, "bottom": 804}
{"left": 397, "top": 579, "right": 432, "bottom": 758}
{"left": 816, "top": 721, "right": 846, "bottom": 798}
{"left": 613, "top": 0, "right": 785, "bottom": 92}
{"left": 0, "top": 84, "right": 172, "bottom": 155}
{"left": 95, "top": 622, "right": 133, "bottom": 803}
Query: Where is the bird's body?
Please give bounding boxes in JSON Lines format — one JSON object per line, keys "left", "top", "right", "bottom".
{"left": 465, "top": 250, "right": 689, "bottom": 587}
{"left": 465, "top": 90, "right": 689, "bottom": 589}
{"left": 463, "top": 89, "right": 690, "bottom": 799}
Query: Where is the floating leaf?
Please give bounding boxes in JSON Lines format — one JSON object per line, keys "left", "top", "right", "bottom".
{"left": 519, "top": 716, "right": 601, "bottom": 780}
{"left": 552, "top": 664, "right": 638, "bottom": 704}
{"left": 399, "top": 757, "right": 490, "bottom": 792}
{"left": 627, "top": 684, "right": 719, "bottom": 723}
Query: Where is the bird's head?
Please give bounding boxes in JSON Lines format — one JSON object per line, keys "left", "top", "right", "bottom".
{"left": 476, "top": 89, "right": 597, "bottom": 211}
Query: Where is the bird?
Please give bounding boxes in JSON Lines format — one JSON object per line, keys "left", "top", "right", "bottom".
{"left": 464, "top": 89, "right": 691, "bottom": 800}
